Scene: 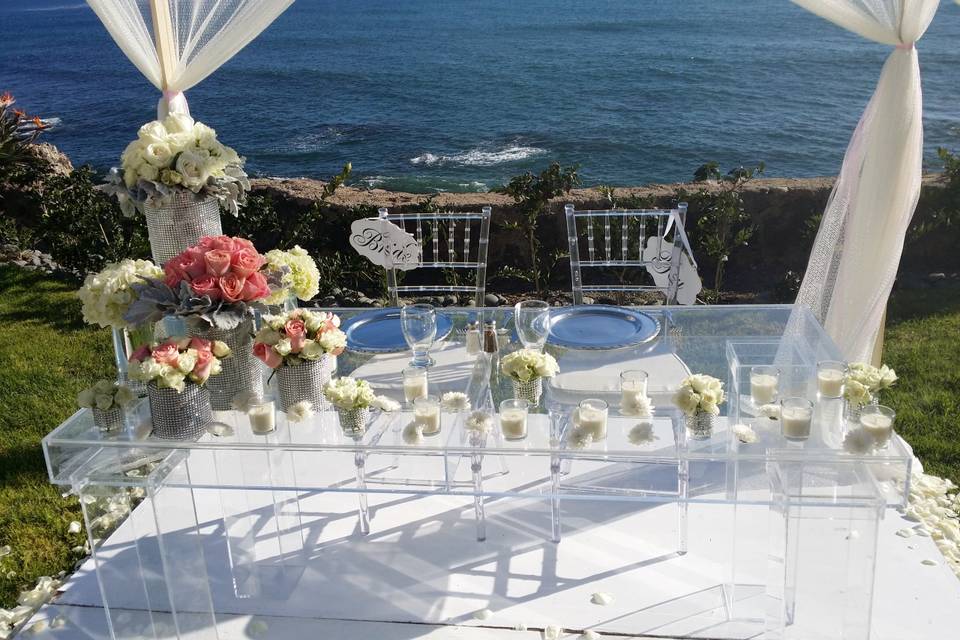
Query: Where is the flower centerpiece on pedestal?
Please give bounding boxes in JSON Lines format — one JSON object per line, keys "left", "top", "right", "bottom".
{"left": 673, "top": 374, "right": 725, "bottom": 440}
{"left": 843, "top": 362, "right": 897, "bottom": 422}
{"left": 500, "top": 349, "right": 559, "bottom": 405}
{"left": 77, "top": 380, "right": 138, "bottom": 433}
{"left": 101, "top": 114, "right": 250, "bottom": 265}
{"left": 263, "top": 246, "right": 321, "bottom": 310}
{"left": 128, "top": 337, "right": 231, "bottom": 440}
{"left": 253, "top": 309, "right": 347, "bottom": 412}
{"left": 324, "top": 377, "right": 378, "bottom": 437}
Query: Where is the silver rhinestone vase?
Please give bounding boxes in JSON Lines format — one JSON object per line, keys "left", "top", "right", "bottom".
{"left": 685, "top": 412, "right": 715, "bottom": 440}
{"left": 93, "top": 406, "right": 125, "bottom": 433}
{"left": 337, "top": 407, "right": 369, "bottom": 437}
{"left": 148, "top": 382, "right": 212, "bottom": 441}
{"left": 143, "top": 193, "right": 222, "bottom": 266}
{"left": 511, "top": 378, "right": 543, "bottom": 405}
{"left": 188, "top": 318, "right": 262, "bottom": 411}
{"left": 276, "top": 356, "right": 334, "bottom": 412}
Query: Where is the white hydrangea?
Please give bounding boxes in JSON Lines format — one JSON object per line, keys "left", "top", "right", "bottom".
{"left": 264, "top": 246, "right": 321, "bottom": 304}
{"left": 323, "top": 377, "right": 376, "bottom": 410}
{"left": 77, "top": 259, "right": 162, "bottom": 329}
{"left": 500, "top": 349, "right": 559, "bottom": 383}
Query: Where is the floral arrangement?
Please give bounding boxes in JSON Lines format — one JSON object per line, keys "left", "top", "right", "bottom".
{"left": 672, "top": 374, "right": 725, "bottom": 416}
{"left": 500, "top": 349, "right": 559, "bottom": 383}
{"left": 77, "top": 380, "right": 138, "bottom": 411}
{"left": 102, "top": 114, "right": 249, "bottom": 216}
{"left": 264, "top": 246, "right": 321, "bottom": 304}
{"left": 77, "top": 259, "right": 163, "bottom": 330}
{"left": 128, "top": 337, "right": 231, "bottom": 393}
{"left": 844, "top": 362, "right": 897, "bottom": 406}
{"left": 125, "top": 235, "right": 281, "bottom": 330}
{"left": 253, "top": 309, "right": 346, "bottom": 368}
{"left": 323, "top": 377, "right": 377, "bottom": 410}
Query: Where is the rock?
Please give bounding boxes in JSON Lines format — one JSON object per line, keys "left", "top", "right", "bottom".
{"left": 465, "top": 300, "right": 476, "bottom": 307}
{"left": 320, "top": 296, "right": 337, "bottom": 307}
{"left": 927, "top": 272, "right": 947, "bottom": 282}
{"left": 484, "top": 293, "right": 500, "bottom": 306}
{"left": 442, "top": 295, "right": 458, "bottom": 307}
{"left": 582, "top": 296, "right": 595, "bottom": 305}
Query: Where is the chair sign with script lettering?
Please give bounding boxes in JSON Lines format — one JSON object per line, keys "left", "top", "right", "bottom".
{"left": 349, "top": 218, "right": 422, "bottom": 270}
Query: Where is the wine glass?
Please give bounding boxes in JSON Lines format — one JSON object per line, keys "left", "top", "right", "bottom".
{"left": 515, "top": 300, "right": 550, "bottom": 351}
{"left": 400, "top": 303, "right": 437, "bottom": 367}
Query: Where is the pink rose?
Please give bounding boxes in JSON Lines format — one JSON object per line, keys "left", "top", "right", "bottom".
{"left": 171, "top": 251, "right": 207, "bottom": 280}
{"left": 219, "top": 274, "right": 247, "bottom": 302}
{"left": 253, "top": 342, "right": 282, "bottom": 369}
{"left": 191, "top": 275, "right": 222, "bottom": 300}
{"left": 231, "top": 247, "right": 265, "bottom": 278}
{"left": 152, "top": 342, "right": 180, "bottom": 367}
{"left": 164, "top": 262, "right": 183, "bottom": 288}
{"left": 240, "top": 271, "right": 271, "bottom": 302}
{"left": 284, "top": 318, "right": 307, "bottom": 353}
{"left": 198, "top": 236, "right": 217, "bottom": 250}
{"left": 204, "top": 249, "right": 233, "bottom": 276}
{"left": 129, "top": 344, "right": 151, "bottom": 363}
{"left": 208, "top": 235, "right": 236, "bottom": 252}
{"left": 191, "top": 348, "right": 215, "bottom": 383}
{"left": 232, "top": 237, "right": 255, "bottom": 250}
{"left": 189, "top": 337, "right": 212, "bottom": 353}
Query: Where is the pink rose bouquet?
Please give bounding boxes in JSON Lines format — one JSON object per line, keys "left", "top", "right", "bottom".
{"left": 128, "top": 337, "right": 232, "bottom": 393}
{"left": 254, "top": 309, "right": 346, "bottom": 369}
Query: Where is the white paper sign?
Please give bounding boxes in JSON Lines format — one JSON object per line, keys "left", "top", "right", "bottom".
{"left": 641, "top": 236, "right": 702, "bottom": 305}
{"left": 349, "top": 218, "right": 421, "bottom": 270}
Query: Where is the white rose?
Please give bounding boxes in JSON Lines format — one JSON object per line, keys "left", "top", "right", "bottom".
{"left": 94, "top": 380, "right": 116, "bottom": 394}
{"left": 159, "top": 370, "right": 186, "bottom": 393}
{"left": 175, "top": 149, "right": 211, "bottom": 191}
{"left": 672, "top": 386, "right": 700, "bottom": 416}
{"left": 137, "top": 120, "right": 168, "bottom": 144}
{"left": 77, "top": 389, "right": 97, "bottom": 408}
{"left": 300, "top": 340, "right": 324, "bottom": 360}
{"left": 114, "top": 386, "right": 137, "bottom": 407}
{"left": 138, "top": 164, "right": 160, "bottom": 183}
{"left": 95, "top": 394, "right": 114, "bottom": 410}
{"left": 163, "top": 113, "right": 195, "bottom": 134}
{"left": 317, "top": 330, "right": 346, "bottom": 354}
{"left": 142, "top": 142, "right": 174, "bottom": 168}
{"left": 255, "top": 328, "right": 282, "bottom": 346}
{"left": 177, "top": 349, "right": 198, "bottom": 374}
{"left": 193, "top": 122, "right": 218, "bottom": 150}
{"left": 274, "top": 339, "right": 292, "bottom": 356}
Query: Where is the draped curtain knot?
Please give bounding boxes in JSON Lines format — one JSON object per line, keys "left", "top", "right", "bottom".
{"left": 895, "top": 42, "right": 915, "bottom": 50}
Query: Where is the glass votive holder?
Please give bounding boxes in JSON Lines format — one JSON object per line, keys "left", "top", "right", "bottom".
{"left": 499, "top": 399, "right": 530, "bottom": 441}
{"left": 620, "top": 370, "right": 649, "bottom": 413}
{"left": 817, "top": 360, "right": 847, "bottom": 399}
{"left": 413, "top": 395, "right": 441, "bottom": 436}
{"left": 750, "top": 365, "right": 780, "bottom": 406}
{"left": 248, "top": 399, "right": 276, "bottom": 435}
{"left": 780, "top": 397, "right": 814, "bottom": 441}
{"left": 860, "top": 404, "right": 895, "bottom": 450}
{"left": 577, "top": 398, "right": 609, "bottom": 441}
{"left": 403, "top": 366, "right": 429, "bottom": 404}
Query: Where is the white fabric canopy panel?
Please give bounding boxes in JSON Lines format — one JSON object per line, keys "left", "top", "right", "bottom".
{"left": 791, "top": 0, "right": 940, "bottom": 362}
{"left": 87, "top": 0, "right": 293, "bottom": 119}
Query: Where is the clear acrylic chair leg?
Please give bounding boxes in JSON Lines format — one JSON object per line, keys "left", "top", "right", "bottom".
{"left": 354, "top": 449, "right": 370, "bottom": 535}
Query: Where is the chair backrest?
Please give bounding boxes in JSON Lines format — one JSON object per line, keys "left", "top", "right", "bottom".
{"left": 565, "top": 203, "right": 689, "bottom": 305}
{"left": 380, "top": 207, "right": 492, "bottom": 307}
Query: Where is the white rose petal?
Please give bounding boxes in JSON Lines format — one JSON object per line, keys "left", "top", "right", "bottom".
{"left": 590, "top": 591, "right": 613, "bottom": 605}
{"left": 544, "top": 624, "right": 563, "bottom": 640}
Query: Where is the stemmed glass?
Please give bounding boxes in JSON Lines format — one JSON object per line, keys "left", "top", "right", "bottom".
{"left": 400, "top": 303, "right": 437, "bottom": 368}
{"left": 515, "top": 300, "right": 551, "bottom": 351}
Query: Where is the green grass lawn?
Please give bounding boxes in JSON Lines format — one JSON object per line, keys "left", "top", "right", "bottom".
{"left": 0, "top": 265, "right": 957, "bottom": 610}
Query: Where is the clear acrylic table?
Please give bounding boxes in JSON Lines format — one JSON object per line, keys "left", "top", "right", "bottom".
{"left": 43, "top": 305, "right": 913, "bottom": 640}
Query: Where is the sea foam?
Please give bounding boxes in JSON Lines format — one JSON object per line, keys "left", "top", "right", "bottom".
{"left": 410, "top": 144, "right": 546, "bottom": 167}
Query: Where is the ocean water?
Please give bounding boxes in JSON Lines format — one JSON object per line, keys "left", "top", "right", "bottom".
{"left": 2, "top": 0, "right": 959, "bottom": 193}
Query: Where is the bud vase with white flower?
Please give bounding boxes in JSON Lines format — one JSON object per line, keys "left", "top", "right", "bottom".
{"left": 128, "top": 337, "right": 231, "bottom": 440}
{"left": 673, "top": 374, "right": 725, "bottom": 440}
{"left": 78, "top": 380, "right": 138, "bottom": 433}
{"left": 101, "top": 114, "right": 250, "bottom": 265}
{"left": 323, "top": 377, "right": 378, "bottom": 437}
{"left": 500, "top": 349, "right": 559, "bottom": 405}
{"left": 844, "top": 362, "right": 897, "bottom": 422}
{"left": 254, "top": 310, "right": 347, "bottom": 412}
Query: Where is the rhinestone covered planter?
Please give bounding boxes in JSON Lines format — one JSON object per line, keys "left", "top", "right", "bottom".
{"left": 276, "top": 356, "right": 334, "bottom": 412}
{"left": 685, "top": 412, "right": 715, "bottom": 440}
{"left": 148, "top": 382, "right": 212, "bottom": 441}
{"left": 337, "top": 407, "right": 369, "bottom": 437}
{"left": 188, "top": 317, "right": 261, "bottom": 411}
{"left": 143, "top": 193, "right": 222, "bottom": 266}
{"left": 93, "top": 407, "right": 124, "bottom": 433}
{"left": 511, "top": 378, "right": 543, "bottom": 405}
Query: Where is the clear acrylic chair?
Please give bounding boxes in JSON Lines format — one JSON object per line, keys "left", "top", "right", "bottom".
{"left": 379, "top": 207, "right": 492, "bottom": 307}
{"left": 565, "top": 203, "right": 690, "bottom": 305}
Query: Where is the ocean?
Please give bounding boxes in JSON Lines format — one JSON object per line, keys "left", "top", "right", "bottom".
{"left": 2, "top": 0, "right": 959, "bottom": 193}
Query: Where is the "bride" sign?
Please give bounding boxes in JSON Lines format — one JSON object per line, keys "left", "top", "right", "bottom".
{"left": 349, "top": 218, "right": 422, "bottom": 270}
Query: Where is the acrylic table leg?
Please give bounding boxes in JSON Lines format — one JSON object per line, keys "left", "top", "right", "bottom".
{"left": 677, "top": 457, "right": 689, "bottom": 555}
{"left": 471, "top": 453, "right": 486, "bottom": 542}
{"left": 550, "top": 457, "right": 562, "bottom": 543}
{"left": 354, "top": 449, "right": 370, "bottom": 535}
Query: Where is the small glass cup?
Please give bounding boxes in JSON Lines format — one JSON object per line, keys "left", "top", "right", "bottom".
{"left": 780, "top": 397, "right": 814, "bottom": 441}
{"left": 402, "top": 366, "right": 429, "bottom": 404}
{"left": 515, "top": 300, "right": 551, "bottom": 351}
{"left": 860, "top": 404, "right": 895, "bottom": 450}
{"left": 401, "top": 303, "right": 437, "bottom": 368}
{"left": 248, "top": 399, "right": 276, "bottom": 435}
{"left": 499, "top": 398, "right": 530, "bottom": 441}
{"left": 816, "top": 360, "right": 847, "bottom": 399}
{"left": 750, "top": 365, "right": 780, "bottom": 407}
{"left": 620, "top": 370, "right": 649, "bottom": 414}
{"left": 413, "top": 395, "right": 442, "bottom": 436}
{"left": 577, "top": 398, "right": 609, "bottom": 442}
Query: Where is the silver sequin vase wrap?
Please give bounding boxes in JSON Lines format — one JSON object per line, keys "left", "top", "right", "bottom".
{"left": 511, "top": 378, "right": 543, "bottom": 405}
{"left": 93, "top": 407, "right": 125, "bottom": 433}
{"left": 188, "top": 318, "right": 261, "bottom": 411}
{"left": 143, "top": 193, "right": 222, "bottom": 266}
{"left": 685, "top": 412, "right": 715, "bottom": 440}
{"left": 276, "top": 356, "right": 334, "bottom": 412}
{"left": 148, "top": 382, "right": 212, "bottom": 441}
{"left": 337, "top": 407, "right": 369, "bottom": 437}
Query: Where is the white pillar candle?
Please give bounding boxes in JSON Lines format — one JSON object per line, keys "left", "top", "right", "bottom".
{"left": 577, "top": 407, "right": 608, "bottom": 441}
{"left": 404, "top": 376, "right": 428, "bottom": 403}
{"left": 817, "top": 369, "right": 845, "bottom": 398}
{"left": 751, "top": 374, "right": 779, "bottom": 405}
{"left": 414, "top": 403, "right": 441, "bottom": 436}
{"left": 500, "top": 408, "right": 528, "bottom": 440}
{"left": 781, "top": 406, "right": 812, "bottom": 440}
{"left": 248, "top": 403, "right": 276, "bottom": 434}
{"left": 860, "top": 412, "right": 893, "bottom": 445}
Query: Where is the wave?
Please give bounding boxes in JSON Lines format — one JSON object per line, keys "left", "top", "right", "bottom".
{"left": 23, "top": 3, "right": 87, "bottom": 11}
{"left": 410, "top": 144, "right": 546, "bottom": 167}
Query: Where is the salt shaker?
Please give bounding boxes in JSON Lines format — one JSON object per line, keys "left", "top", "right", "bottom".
{"left": 465, "top": 321, "right": 481, "bottom": 355}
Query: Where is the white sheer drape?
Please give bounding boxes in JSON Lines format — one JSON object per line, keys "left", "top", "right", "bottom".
{"left": 87, "top": 0, "right": 293, "bottom": 119}
{"left": 791, "top": 0, "right": 939, "bottom": 361}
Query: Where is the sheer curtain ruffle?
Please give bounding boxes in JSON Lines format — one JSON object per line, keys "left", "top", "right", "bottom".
{"left": 790, "top": 0, "right": 939, "bottom": 361}
{"left": 87, "top": 0, "right": 294, "bottom": 118}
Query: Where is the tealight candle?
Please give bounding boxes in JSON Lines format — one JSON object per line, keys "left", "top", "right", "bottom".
{"left": 413, "top": 396, "right": 441, "bottom": 436}
{"left": 620, "top": 370, "right": 649, "bottom": 413}
{"left": 499, "top": 399, "right": 529, "bottom": 440}
{"left": 750, "top": 366, "right": 780, "bottom": 406}
{"left": 860, "top": 404, "right": 895, "bottom": 449}
{"left": 248, "top": 400, "right": 276, "bottom": 435}
{"left": 817, "top": 360, "right": 847, "bottom": 399}
{"left": 403, "top": 366, "right": 429, "bottom": 403}
{"left": 780, "top": 397, "right": 813, "bottom": 441}
{"left": 577, "top": 399, "right": 609, "bottom": 441}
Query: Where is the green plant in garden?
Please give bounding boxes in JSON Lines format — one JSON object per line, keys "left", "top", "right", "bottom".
{"left": 499, "top": 162, "right": 580, "bottom": 293}
{"left": 0, "top": 92, "right": 46, "bottom": 173}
